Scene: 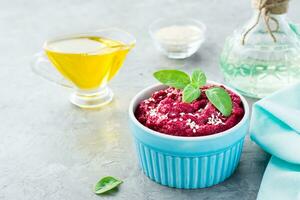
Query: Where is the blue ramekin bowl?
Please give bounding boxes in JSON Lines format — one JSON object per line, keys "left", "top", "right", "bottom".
{"left": 129, "top": 82, "right": 249, "bottom": 189}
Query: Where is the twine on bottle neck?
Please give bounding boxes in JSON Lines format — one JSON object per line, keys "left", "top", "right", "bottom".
{"left": 241, "top": 0, "right": 289, "bottom": 45}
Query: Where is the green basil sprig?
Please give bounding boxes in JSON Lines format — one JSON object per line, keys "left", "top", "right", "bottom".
{"left": 153, "top": 69, "right": 233, "bottom": 116}
{"left": 94, "top": 176, "right": 123, "bottom": 195}
{"left": 191, "top": 69, "right": 207, "bottom": 86}
{"left": 153, "top": 70, "right": 190, "bottom": 89}
{"left": 182, "top": 83, "right": 201, "bottom": 103}
{"left": 205, "top": 87, "right": 233, "bottom": 117}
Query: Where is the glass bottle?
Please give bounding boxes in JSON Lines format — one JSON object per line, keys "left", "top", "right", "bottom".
{"left": 220, "top": 0, "right": 300, "bottom": 98}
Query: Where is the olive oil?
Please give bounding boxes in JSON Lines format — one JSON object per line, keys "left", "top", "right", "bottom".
{"left": 44, "top": 36, "right": 132, "bottom": 90}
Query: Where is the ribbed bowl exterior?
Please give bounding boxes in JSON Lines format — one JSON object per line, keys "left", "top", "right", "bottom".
{"left": 129, "top": 83, "right": 249, "bottom": 189}
{"left": 134, "top": 137, "right": 244, "bottom": 189}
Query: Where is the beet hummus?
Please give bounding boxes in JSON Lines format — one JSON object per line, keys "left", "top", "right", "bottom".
{"left": 135, "top": 84, "right": 244, "bottom": 137}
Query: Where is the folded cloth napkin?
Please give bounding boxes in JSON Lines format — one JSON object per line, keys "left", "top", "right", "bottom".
{"left": 250, "top": 82, "right": 300, "bottom": 200}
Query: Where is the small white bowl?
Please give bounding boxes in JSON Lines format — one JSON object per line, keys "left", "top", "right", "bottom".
{"left": 149, "top": 18, "right": 206, "bottom": 59}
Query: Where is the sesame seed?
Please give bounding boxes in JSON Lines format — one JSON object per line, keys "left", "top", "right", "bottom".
{"left": 149, "top": 98, "right": 155, "bottom": 102}
{"left": 158, "top": 114, "right": 167, "bottom": 120}
{"left": 149, "top": 109, "right": 157, "bottom": 117}
{"left": 186, "top": 119, "right": 199, "bottom": 130}
{"left": 207, "top": 113, "right": 225, "bottom": 125}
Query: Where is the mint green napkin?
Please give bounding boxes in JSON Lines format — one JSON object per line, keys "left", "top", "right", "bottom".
{"left": 250, "top": 82, "right": 300, "bottom": 200}
{"left": 258, "top": 157, "right": 300, "bottom": 199}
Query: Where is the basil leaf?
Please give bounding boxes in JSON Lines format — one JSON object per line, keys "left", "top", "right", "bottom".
{"left": 182, "top": 83, "right": 201, "bottom": 103}
{"left": 153, "top": 70, "right": 191, "bottom": 89}
{"left": 94, "top": 176, "right": 123, "bottom": 195}
{"left": 205, "top": 87, "right": 233, "bottom": 117}
{"left": 191, "top": 69, "right": 206, "bottom": 87}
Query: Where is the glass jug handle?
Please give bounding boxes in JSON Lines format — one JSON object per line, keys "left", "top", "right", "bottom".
{"left": 289, "top": 23, "right": 300, "bottom": 38}
{"left": 31, "top": 52, "right": 73, "bottom": 88}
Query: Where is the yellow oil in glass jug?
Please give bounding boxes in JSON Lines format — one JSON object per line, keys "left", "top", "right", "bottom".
{"left": 45, "top": 36, "right": 131, "bottom": 90}
{"left": 32, "top": 29, "right": 135, "bottom": 108}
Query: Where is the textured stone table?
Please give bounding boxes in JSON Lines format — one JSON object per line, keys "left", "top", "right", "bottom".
{"left": 1, "top": 0, "right": 300, "bottom": 199}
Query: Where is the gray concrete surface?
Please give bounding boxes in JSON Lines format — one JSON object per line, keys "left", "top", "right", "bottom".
{"left": 1, "top": 0, "right": 300, "bottom": 199}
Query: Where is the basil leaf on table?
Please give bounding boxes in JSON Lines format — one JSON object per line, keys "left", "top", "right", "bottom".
{"left": 94, "top": 176, "right": 123, "bottom": 195}
{"left": 191, "top": 69, "right": 206, "bottom": 87}
{"left": 182, "top": 83, "right": 201, "bottom": 103}
{"left": 153, "top": 70, "right": 191, "bottom": 89}
{"left": 205, "top": 87, "right": 233, "bottom": 117}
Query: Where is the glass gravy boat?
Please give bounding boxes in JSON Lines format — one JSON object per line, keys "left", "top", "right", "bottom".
{"left": 32, "top": 28, "right": 135, "bottom": 108}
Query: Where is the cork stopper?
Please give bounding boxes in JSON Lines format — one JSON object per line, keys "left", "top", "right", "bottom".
{"left": 252, "top": 0, "right": 289, "bottom": 14}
